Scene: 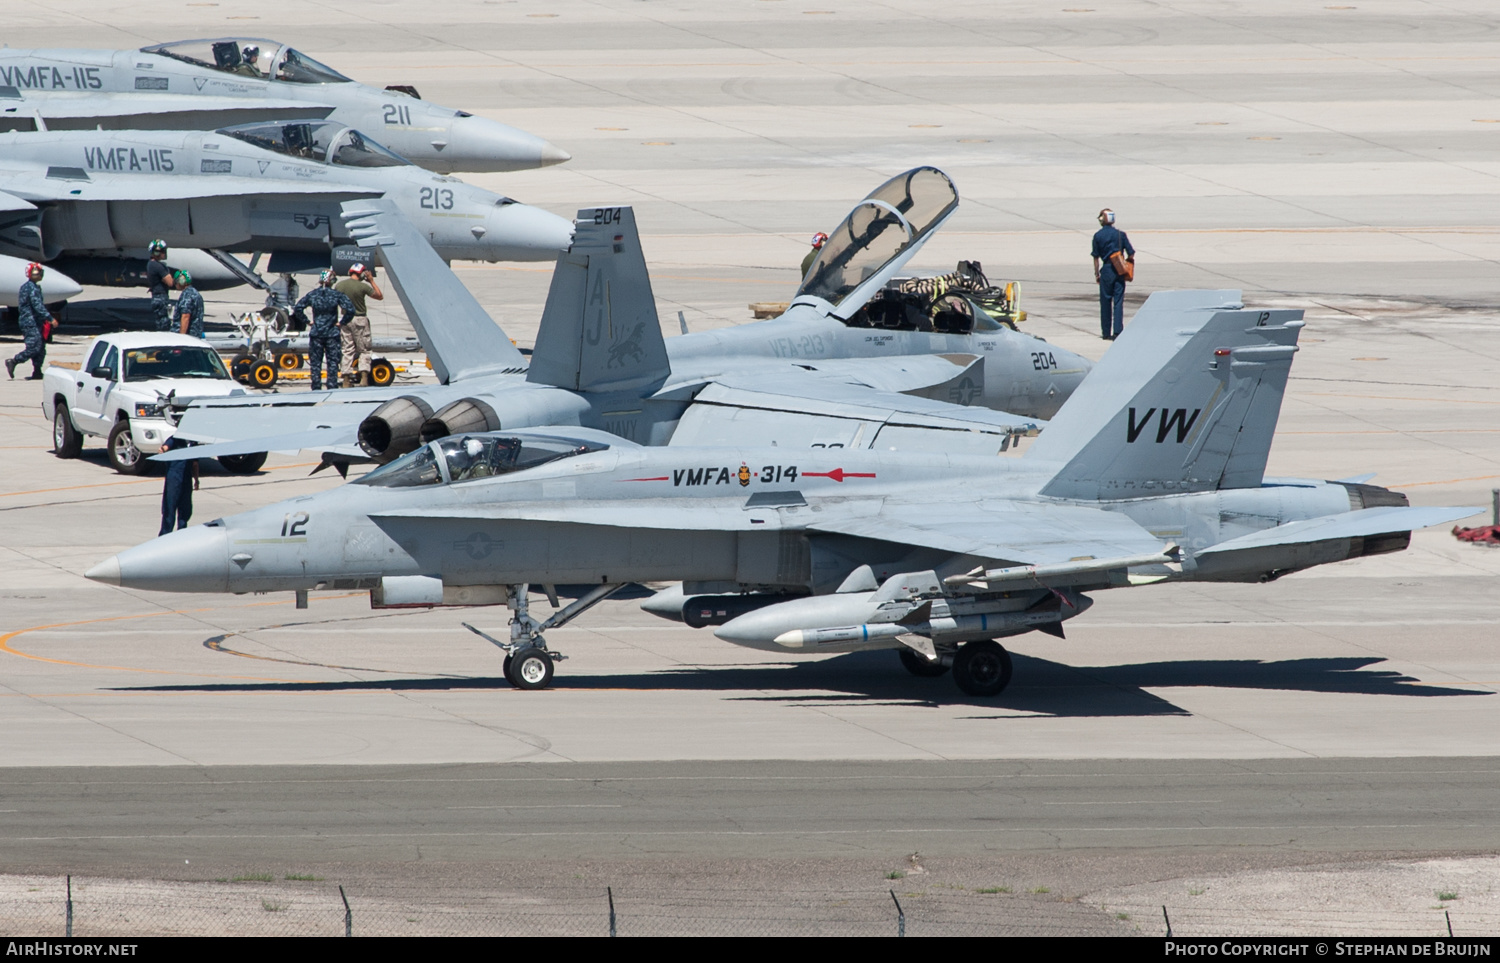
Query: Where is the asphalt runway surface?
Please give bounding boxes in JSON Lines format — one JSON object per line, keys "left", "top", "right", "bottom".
{"left": 3, "top": 0, "right": 1500, "bottom": 919}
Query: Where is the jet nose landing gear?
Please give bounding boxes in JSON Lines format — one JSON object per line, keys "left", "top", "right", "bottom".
{"left": 462, "top": 582, "right": 627, "bottom": 690}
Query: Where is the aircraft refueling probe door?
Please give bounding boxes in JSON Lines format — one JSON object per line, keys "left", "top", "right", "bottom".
{"left": 794, "top": 166, "right": 959, "bottom": 320}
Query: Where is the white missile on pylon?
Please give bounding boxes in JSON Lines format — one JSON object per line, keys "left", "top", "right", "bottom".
{"left": 943, "top": 544, "right": 1182, "bottom": 588}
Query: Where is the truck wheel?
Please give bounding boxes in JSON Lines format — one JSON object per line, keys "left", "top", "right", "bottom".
{"left": 952, "top": 640, "right": 1013, "bottom": 697}
{"left": 106, "top": 420, "right": 147, "bottom": 475}
{"left": 217, "top": 452, "right": 268, "bottom": 474}
{"left": 370, "top": 358, "right": 395, "bottom": 387}
{"left": 250, "top": 360, "right": 278, "bottom": 388}
{"left": 52, "top": 405, "right": 83, "bottom": 458}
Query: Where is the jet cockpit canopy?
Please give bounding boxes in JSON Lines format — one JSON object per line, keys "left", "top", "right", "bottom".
{"left": 217, "top": 121, "right": 410, "bottom": 167}
{"left": 795, "top": 166, "right": 959, "bottom": 316}
{"left": 356, "top": 433, "right": 610, "bottom": 488}
{"left": 143, "top": 39, "right": 352, "bottom": 85}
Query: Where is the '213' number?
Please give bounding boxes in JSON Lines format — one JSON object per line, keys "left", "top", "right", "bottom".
{"left": 420, "top": 187, "right": 454, "bottom": 210}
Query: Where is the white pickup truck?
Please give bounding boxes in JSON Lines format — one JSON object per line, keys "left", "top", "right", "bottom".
{"left": 42, "top": 333, "right": 265, "bottom": 475}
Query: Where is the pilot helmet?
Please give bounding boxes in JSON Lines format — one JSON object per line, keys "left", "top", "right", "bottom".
{"left": 1098, "top": 208, "right": 1116, "bottom": 226}
{"left": 810, "top": 231, "right": 829, "bottom": 249}
{"left": 349, "top": 263, "right": 366, "bottom": 277}
{"left": 25, "top": 262, "right": 43, "bottom": 280}
{"left": 242, "top": 45, "right": 261, "bottom": 64}
{"left": 149, "top": 239, "right": 168, "bottom": 257}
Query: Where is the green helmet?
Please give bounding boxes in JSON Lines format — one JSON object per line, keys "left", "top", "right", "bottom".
{"left": 149, "top": 240, "right": 168, "bottom": 256}
{"left": 174, "top": 269, "right": 191, "bottom": 286}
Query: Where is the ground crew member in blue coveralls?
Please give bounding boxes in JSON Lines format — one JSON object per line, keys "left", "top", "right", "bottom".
{"left": 146, "top": 240, "right": 177, "bottom": 332}
{"left": 1090, "top": 208, "right": 1135, "bottom": 341}
{"left": 158, "top": 435, "right": 199, "bottom": 535}
{"left": 293, "top": 270, "right": 355, "bottom": 390}
{"left": 174, "top": 271, "right": 205, "bottom": 338}
{"left": 7, "top": 262, "right": 53, "bottom": 380}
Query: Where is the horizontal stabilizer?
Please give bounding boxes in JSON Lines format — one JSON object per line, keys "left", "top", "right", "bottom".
{"left": 527, "top": 206, "right": 670, "bottom": 393}
{"left": 341, "top": 198, "right": 527, "bottom": 383}
{"left": 1197, "top": 506, "right": 1482, "bottom": 556}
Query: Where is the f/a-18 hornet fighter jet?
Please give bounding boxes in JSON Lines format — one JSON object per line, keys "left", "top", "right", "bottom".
{"left": 157, "top": 167, "right": 1089, "bottom": 472}
{"left": 0, "top": 120, "right": 573, "bottom": 286}
{"left": 94, "top": 287, "right": 1479, "bottom": 696}
{"left": 0, "top": 39, "right": 569, "bottom": 173}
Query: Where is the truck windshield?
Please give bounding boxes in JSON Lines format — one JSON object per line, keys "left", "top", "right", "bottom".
{"left": 122, "top": 346, "right": 230, "bottom": 382}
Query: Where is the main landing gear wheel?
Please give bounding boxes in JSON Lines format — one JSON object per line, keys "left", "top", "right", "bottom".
{"left": 217, "top": 452, "right": 268, "bottom": 474}
{"left": 502, "top": 654, "right": 515, "bottom": 688}
{"left": 507, "top": 648, "right": 554, "bottom": 690}
{"left": 952, "top": 640, "right": 1013, "bottom": 697}
{"left": 898, "top": 648, "right": 949, "bottom": 677}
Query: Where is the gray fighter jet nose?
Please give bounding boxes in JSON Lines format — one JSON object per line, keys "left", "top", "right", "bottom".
{"left": 452, "top": 116, "right": 571, "bottom": 172}
{"left": 87, "top": 524, "right": 231, "bottom": 593}
{"left": 484, "top": 203, "right": 576, "bottom": 260}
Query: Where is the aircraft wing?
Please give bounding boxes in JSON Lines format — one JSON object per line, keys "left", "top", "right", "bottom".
{"left": 158, "top": 395, "right": 389, "bottom": 461}
{"left": 804, "top": 500, "right": 1166, "bottom": 567}
{"left": 0, "top": 189, "right": 37, "bottom": 212}
{"left": 669, "top": 377, "right": 1036, "bottom": 455}
{"left": 374, "top": 498, "right": 1162, "bottom": 568}
{"left": 0, "top": 169, "right": 377, "bottom": 204}
{"left": 1196, "top": 505, "right": 1483, "bottom": 556}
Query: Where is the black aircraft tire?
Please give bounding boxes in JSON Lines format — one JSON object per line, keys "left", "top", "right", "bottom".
{"left": 952, "top": 640, "right": 1013, "bottom": 697}
{"left": 509, "top": 648, "right": 554, "bottom": 690}
{"left": 217, "top": 452, "right": 268, "bottom": 474}
{"left": 502, "top": 654, "right": 517, "bottom": 688}
{"left": 369, "top": 358, "right": 395, "bottom": 387}
{"left": 898, "top": 648, "right": 949, "bottom": 677}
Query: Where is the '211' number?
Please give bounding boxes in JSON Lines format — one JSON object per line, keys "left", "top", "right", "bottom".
{"left": 382, "top": 104, "right": 412, "bottom": 125}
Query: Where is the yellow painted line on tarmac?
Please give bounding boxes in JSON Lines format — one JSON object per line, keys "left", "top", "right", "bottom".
{"left": 0, "top": 606, "right": 318, "bottom": 682}
{"left": 1, "top": 478, "right": 156, "bottom": 498}
{"left": 1302, "top": 392, "right": 1500, "bottom": 407}
{"left": 0, "top": 461, "right": 325, "bottom": 500}
{"left": 1391, "top": 472, "right": 1500, "bottom": 489}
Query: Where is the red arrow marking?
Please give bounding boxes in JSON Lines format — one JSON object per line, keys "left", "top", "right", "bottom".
{"left": 620, "top": 476, "right": 669, "bottom": 482}
{"left": 803, "top": 468, "right": 877, "bottom": 483}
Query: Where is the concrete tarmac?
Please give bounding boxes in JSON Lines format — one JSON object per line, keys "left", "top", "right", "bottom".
{"left": 3, "top": 0, "right": 1500, "bottom": 921}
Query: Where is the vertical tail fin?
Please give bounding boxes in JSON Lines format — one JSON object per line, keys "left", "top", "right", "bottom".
{"left": 1025, "top": 290, "right": 1303, "bottom": 500}
{"left": 526, "top": 206, "right": 671, "bottom": 393}
{"left": 340, "top": 199, "right": 528, "bottom": 383}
